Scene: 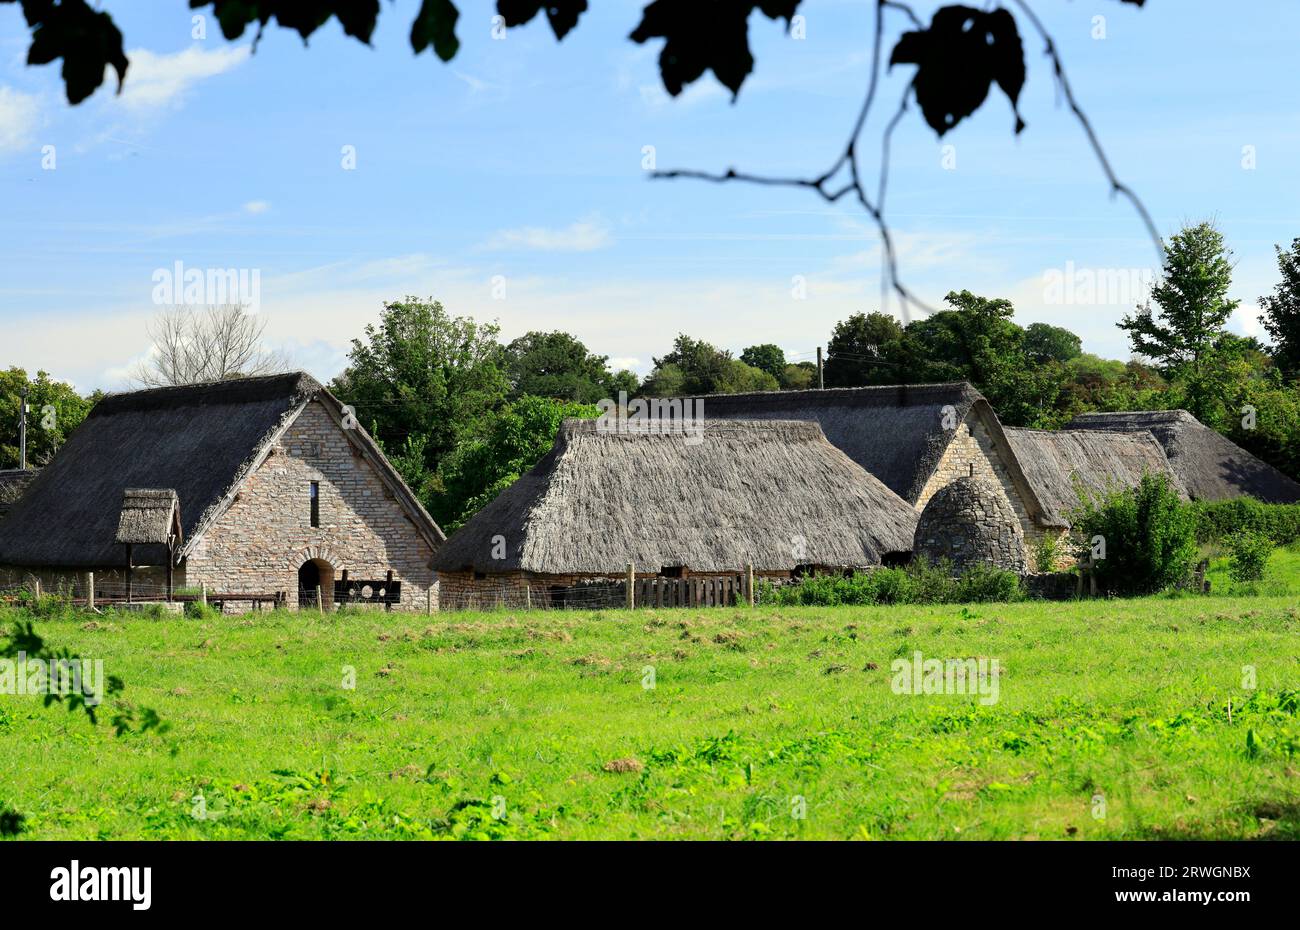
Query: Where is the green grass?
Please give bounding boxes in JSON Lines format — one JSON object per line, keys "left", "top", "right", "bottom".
{"left": 2, "top": 595, "right": 1300, "bottom": 840}
{"left": 1206, "top": 540, "right": 1300, "bottom": 597}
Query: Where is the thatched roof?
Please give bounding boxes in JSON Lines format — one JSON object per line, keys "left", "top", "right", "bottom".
{"left": 1004, "top": 427, "right": 1186, "bottom": 527}
{"left": 0, "top": 469, "right": 36, "bottom": 523}
{"left": 699, "top": 382, "right": 1028, "bottom": 506}
{"left": 434, "top": 419, "right": 919, "bottom": 575}
{"left": 0, "top": 373, "right": 444, "bottom": 567}
{"left": 1066, "top": 410, "right": 1300, "bottom": 504}
{"left": 115, "top": 489, "right": 181, "bottom": 547}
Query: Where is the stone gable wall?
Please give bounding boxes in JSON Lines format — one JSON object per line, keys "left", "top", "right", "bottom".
{"left": 183, "top": 400, "right": 437, "bottom": 611}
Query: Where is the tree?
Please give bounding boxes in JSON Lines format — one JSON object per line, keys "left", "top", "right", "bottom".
{"left": 1259, "top": 237, "right": 1300, "bottom": 381}
{"left": 641, "top": 334, "right": 777, "bottom": 396}
{"left": 0, "top": 369, "right": 93, "bottom": 469}
{"left": 781, "top": 361, "right": 817, "bottom": 390}
{"left": 1024, "top": 322, "right": 1082, "bottom": 365}
{"left": 824, "top": 312, "right": 904, "bottom": 387}
{"left": 503, "top": 330, "right": 620, "bottom": 404}
{"left": 431, "top": 395, "right": 599, "bottom": 530}
{"left": 330, "top": 297, "right": 510, "bottom": 480}
{"left": 132, "top": 305, "right": 291, "bottom": 387}
{"left": 739, "top": 344, "right": 786, "bottom": 382}
{"left": 1119, "top": 222, "right": 1238, "bottom": 379}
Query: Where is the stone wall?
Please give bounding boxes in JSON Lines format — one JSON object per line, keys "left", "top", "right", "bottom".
{"left": 183, "top": 400, "right": 437, "bottom": 612}
{"left": 914, "top": 476, "right": 1027, "bottom": 573}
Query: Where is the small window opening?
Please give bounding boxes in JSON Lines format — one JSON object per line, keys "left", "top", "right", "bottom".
{"left": 310, "top": 481, "right": 320, "bottom": 527}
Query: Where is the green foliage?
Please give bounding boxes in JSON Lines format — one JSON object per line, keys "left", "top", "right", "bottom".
{"left": 330, "top": 297, "right": 510, "bottom": 479}
{"left": 780, "top": 361, "right": 817, "bottom": 390}
{"left": 0, "top": 368, "right": 93, "bottom": 469}
{"left": 761, "top": 561, "right": 1023, "bottom": 607}
{"left": 1190, "top": 498, "right": 1300, "bottom": 546}
{"left": 431, "top": 395, "right": 599, "bottom": 529}
{"left": 1119, "top": 221, "right": 1239, "bottom": 423}
{"left": 824, "top": 311, "right": 904, "bottom": 387}
{"left": 641, "top": 334, "right": 778, "bottom": 396}
{"left": 1070, "top": 473, "right": 1198, "bottom": 595}
{"left": 1259, "top": 237, "right": 1300, "bottom": 380}
{"left": 503, "top": 330, "right": 629, "bottom": 404}
{"left": 1024, "top": 322, "right": 1082, "bottom": 365}
{"left": 1031, "top": 533, "right": 1062, "bottom": 574}
{"left": 739, "top": 344, "right": 786, "bottom": 382}
{"left": 1225, "top": 530, "right": 1272, "bottom": 583}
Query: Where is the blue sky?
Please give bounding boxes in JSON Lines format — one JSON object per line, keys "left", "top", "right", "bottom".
{"left": 2, "top": 0, "right": 1298, "bottom": 391}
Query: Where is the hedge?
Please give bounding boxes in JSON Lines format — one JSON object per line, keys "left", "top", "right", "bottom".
{"left": 1189, "top": 499, "right": 1300, "bottom": 546}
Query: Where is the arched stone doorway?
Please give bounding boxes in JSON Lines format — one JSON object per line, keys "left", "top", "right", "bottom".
{"left": 297, "top": 558, "right": 336, "bottom": 610}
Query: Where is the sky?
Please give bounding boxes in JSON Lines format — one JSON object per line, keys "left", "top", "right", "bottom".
{"left": 2, "top": 0, "right": 1298, "bottom": 392}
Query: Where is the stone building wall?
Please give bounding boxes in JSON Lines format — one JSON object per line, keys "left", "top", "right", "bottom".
{"left": 914, "top": 477, "right": 1027, "bottom": 573}
{"left": 183, "top": 400, "right": 437, "bottom": 611}
{"left": 915, "top": 411, "right": 1070, "bottom": 570}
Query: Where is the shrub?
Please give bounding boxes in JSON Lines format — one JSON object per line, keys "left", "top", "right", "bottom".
{"left": 1070, "top": 472, "right": 1198, "bottom": 596}
{"left": 760, "top": 561, "right": 1023, "bottom": 607}
{"left": 1031, "top": 534, "right": 1062, "bottom": 573}
{"left": 1190, "top": 498, "right": 1300, "bottom": 546}
{"left": 1225, "top": 530, "right": 1272, "bottom": 583}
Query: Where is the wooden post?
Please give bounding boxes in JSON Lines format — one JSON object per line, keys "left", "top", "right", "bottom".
{"left": 85, "top": 572, "right": 95, "bottom": 611}
{"left": 315, "top": 585, "right": 323, "bottom": 613}
{"left": 427, "top": 585, "right": 435, "bottom": 616}
{"left": 200, "top": 582, "right": 208, "bottom": 607}
{"left": 525, "top": 584, "right": 531, "bottom": 611}
{"left": 125, "top": 543, "right": 133, "bottom": 604}
{"left": 17, "top": 385, "right": 27, "bottom": 470}
{"left": 747, "top": 563, "right": 755, "bottom": 606}
{"left": 32, "top": 577, "right": 41, "bottom": 600}
{"left": 816, "top": 347, "right": 824, "bottom": 389}
{"left": 626, "top": 562, "right": 635, "bottom": 610}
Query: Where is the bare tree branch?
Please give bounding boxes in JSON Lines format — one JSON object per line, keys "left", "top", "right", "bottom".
{"left": 132, "top": 305, "right": 293, "bottom": 387}
{"left": 652, "top": 0, "right": 1166, "bottom": 322}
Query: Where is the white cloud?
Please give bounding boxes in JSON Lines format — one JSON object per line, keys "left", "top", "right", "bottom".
{"left": 0, "top": 86, "right": 40, "bottom": 153}
{"left": 482, "top": 217, "right": 613, "bottom": 252}
{"left": 114, "top": 45, "right": 251, "bottom": 111}
{"left": 242, "top": 200, "right": 270, "bottom": 215}
{"left": 608, "top": 357, "right": 643, "bottom": 374}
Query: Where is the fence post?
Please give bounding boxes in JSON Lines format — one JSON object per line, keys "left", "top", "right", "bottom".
{"left": 525, "top": 584, "right": 531, "bottom": 611}
{"left": 316, "top": 585, "right": 324, "bottom": 613}
{"left": 200, "top": 582, "right": 208, "bottom": 608}
{"left": 427, "top": 585, "right": 434, "bottom": 616}
{"left": 747, "top": 563, "right": 755, "bottom": 606}
{"left": 85, "top": 572, "right": 95, "bottom": 611}
{"left": 626, "top": 562, "right": 635, "bottom": 610}
{"left": 32, "top": 578, "right": 41, "bottom": 600}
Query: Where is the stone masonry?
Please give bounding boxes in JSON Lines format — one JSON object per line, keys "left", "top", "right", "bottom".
{"left": 913, "top": 476, "right": 1027, "bottom": 574}
{"left": 182, "top": 400, "right": 437, "bottom": 611}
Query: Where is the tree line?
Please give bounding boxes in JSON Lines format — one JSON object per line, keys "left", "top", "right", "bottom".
{"left": 4, "top": 220, "right": 1299, "bottom": 531}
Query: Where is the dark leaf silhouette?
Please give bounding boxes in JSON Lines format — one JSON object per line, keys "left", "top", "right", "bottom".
{"left": 890, "top": 5, "right": 1026, "bottom": 136}
{"left": 630, "top": 0, "right": 801, "bottom": 99}
{"left": 23, "top": 0, "right": 128, "bottom": 104}
{"left": 194, "top": 0, "right": 381, "bottom": 45}
{"left": 497, "top": 0, "right": 589, "bottom": 41}
{"left": 411, "top": 0, "right": 460, "bottom": 61}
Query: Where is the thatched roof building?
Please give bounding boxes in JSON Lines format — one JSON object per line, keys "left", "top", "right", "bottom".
{"left": 1066, "top": 410, "right": 1300, "bottom": 504}
{"left": 0, "top": 469, "right": 36, "bottom": 523}
{"left": 1004, "top": 427, "right": 1186, "bottom": 526}
{"left": 115, "top": 488, "right": 182, "bottom": 547}
{"left": 0, "top": 373, "right": 443, "bottom": 570}
{"left": 699, "top": 381, "right": 1038, "bottom": 508}
{"left": 434, "top": 419, "right": 918, "bottom": 576}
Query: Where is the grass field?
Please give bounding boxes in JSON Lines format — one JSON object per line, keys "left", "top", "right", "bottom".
{"left": 3, "top": 580, "right": 1300, "bottom": 841}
